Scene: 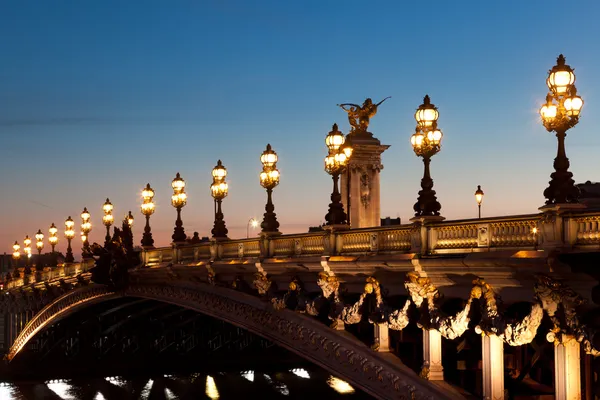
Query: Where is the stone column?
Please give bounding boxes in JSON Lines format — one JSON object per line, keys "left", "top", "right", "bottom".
{"left": 482, "top": 334, "right": 505, "bottom": 400}
{"left": 422, "top": 329, "right": 444, "bottom": 380}
{"left": 340, "top": 134, "right": 389, "bottom": 228}
{"left": 554, "top": 336, "right": 581, "bottom": 400}
{"left": 373, "top": 323, "right": 390, "bottom": 352}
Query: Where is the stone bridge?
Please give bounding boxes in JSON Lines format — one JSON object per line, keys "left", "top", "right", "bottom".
{"left": 3, "top": 209, "right": 600, "bottom": 399}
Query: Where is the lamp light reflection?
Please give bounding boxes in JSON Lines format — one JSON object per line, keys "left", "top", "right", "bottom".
{"left": 205, "top": 376, "right": 220, "bottom": 399}
{"left": 327, "top": 376, "right": 355, "bottom": 394}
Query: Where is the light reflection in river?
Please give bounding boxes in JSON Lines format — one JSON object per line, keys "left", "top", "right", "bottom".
{"left": 0, "top": 368, "right": 365, "bottom": 399}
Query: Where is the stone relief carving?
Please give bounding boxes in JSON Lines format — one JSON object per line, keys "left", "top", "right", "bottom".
{"left": 339, "top": 277, "right": 385, "bottom": 325}
{"left": 253, "top": 272, "right": 272, "bottom": 296}
{"left": 360, "top": 172, "right": 371, "bottom": 207}
{"left": 502, "top": 303, "right": 544, "bottom": 347}
{"left": 477, "top": 225, "right": 489, "bottom": 247}
{"left": 533, "top": 274, "right": 598, "bottom": 355}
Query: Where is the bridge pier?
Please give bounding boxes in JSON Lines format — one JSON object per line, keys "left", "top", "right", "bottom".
{"left": 481, "top": 334, "right": 505, "bottom": 400}
{"left": 422, "top": 329, "right": 444, "bottom": 380}
{"left": 554, "top": 336, "right": 581, "bottom": 400}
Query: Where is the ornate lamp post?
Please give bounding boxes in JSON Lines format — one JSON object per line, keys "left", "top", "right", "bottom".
{"left": 539, "top": 55, "right": 584, "bottom": 205}
{"left": 12, "top": 241, "right": 20, "bottom": 269}
{"left": 102, "top": 198, "right": 114, "bottom": 247}
{"left": 35, "top": 229, "right": 44, "bottom": 270}
{"left": 126, "top": 211, "right": 134, "bottom": 228}
{"left": 80, "top": 207, "right": 92, "bottom": 256}
{"left": 210, "top": 161, "right": 229, "bottom": 240}
{"left": 64, "top": 217, "right": 75, "bottom": 263}
{"left": 259, "top": 144, "right": 281, "bottom": 234}
{"left": 23, "top": 235, "right": 32, "bottom": 273}
{"left": 141, "top": 183, "right": 156, "bottom": 248}
{"left": 247, "top": 218, "right": 258, "bottom": 238}
{"left": 48, "top": 223, "right": 58, "bottom": 253}
{"left": 411, "top": 95, "right": 443, "bottom": 217}
{"left": 324, "top": 124, "right": 353, "bottom": 226}
{"left": 171, "top": 173, "right": 188, "bottom": 243}
{"left": 475, "top": 185, "right": 484, "bottom": 219}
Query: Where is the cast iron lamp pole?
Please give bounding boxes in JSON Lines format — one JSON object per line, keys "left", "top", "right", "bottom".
{"left": 23, "top": 235, "right": 32, "bottom": 274}
{"left": 141, "top": 183, "right": 156, "bottom": 248}
{"left": 80, "top": 207, "right": 92, "bottom": 257}
{"left": 102, "top": 198, "right": 114, "bottom": 247}
{"left": 324, "top": 124, "right": 353, "bottom": 226}
{"left": 48, "top": 223, "right": 58, "bottom": 253}
{"left": 539, "top": 54, "right": 584, "bottom": 204}
{"left": 411, "top": 95, "right": 443, "bottom": 217}
{"left": 475, "top": 185, "right": 484, "bottom": 219}
{"left": 259, "top": 144, "right": 281, "bottom": 234}
{"left": 171, "top": 173, "right": 188, "bottom": 243}
{"left": 12, "top": 242, "right": 20, "bottom": 270}
{"left": 64, "top": 217, "right": 75, "bottom": 263}
{"left": 210, "top": 161, "right": 229, "bottom": 240}
{"left": 126, "top": 211, "right": 134, "bottom": 228}
{"left": 35, "top": 229, "right": 44, "bottom": 271}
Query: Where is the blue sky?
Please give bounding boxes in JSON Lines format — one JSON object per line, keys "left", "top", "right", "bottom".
{"left": 1, "top": 0, "right": 600, "bottom": 253}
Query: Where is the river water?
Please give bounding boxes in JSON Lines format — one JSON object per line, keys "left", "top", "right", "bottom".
{"left": 0, "top": 367, "right": 374, "bottom": 399}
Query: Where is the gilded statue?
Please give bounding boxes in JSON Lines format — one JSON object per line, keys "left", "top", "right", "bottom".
{"left": 338, "top": 97, "right": 391, "bottom": 134}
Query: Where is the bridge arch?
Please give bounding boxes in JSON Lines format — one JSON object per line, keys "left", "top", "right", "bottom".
{"left": 7, "top": 282, "right": 461, "bottom": 400}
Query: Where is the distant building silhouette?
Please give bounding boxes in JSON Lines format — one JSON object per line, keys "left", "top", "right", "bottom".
{"left": 380, "top": 217, "right": 401, "bottom": 226}
{"left": 577, "top": 181, "right": 600, "bottom": 210}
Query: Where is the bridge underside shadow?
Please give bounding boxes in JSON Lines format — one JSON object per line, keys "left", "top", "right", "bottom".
{"left": 6, "top": 282, "right": 463, "bottom": 400}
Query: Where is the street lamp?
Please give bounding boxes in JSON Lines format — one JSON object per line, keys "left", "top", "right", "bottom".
{"left": 324, "top": 123, "right": 352, "bottom": 226}
{"left": 12, "top": 241, "right": 20, "bottom": 269}
{"left": 48, "top": 223, "right": 58, "bottom": 253}
{"left": 247, "top": 218, "right": 258, "bottom": 238}
{"left": 259, "top": 144, "right": 281, "bottom": 234}
{"left": 80, "top": 207, "right": 92, "bottom": 256}
{"left": 210, "top": 161, "right": 229, "bottom": 240}
{"left": 102, "top": 198, "right": 114, "bottom": 247}
{"left": 23, "top": 235, "right": 32, "bottom": 272}
{"left": 126, "top": 211, "right": 134, "bottom": 228}
{"left": 539, "top": 54, "right": 584, "bottom": 205}
{"left": 475, "top": 185, "right": 484, "bottom": 219}
{"left": 65, "top": 216, "right": 75, "bottom": 263}
{"left": 141, "top": 183, "right": 156, "bottom": 248}
{"left": 411, "top": 95, "right": 443, "bottom": 217}
{"left": 171, "top": 173, "right": 188, "bottom": 243}
{"left": 35, "top": 229, "right": 44, "bottom": 270}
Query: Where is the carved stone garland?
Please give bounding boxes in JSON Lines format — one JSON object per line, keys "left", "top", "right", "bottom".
{"left": 534, "top": 274, "right": 599, "bottom": 356}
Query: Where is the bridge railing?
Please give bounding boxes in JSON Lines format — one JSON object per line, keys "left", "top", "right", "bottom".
{"left": 5, "top": 259, "right": 94, "bottom": 290}
{"left": 137, "top": 211, "right": 600, "bottom": 265}
{"left": 5, "top": 210, "right": 600, "bottom": 288}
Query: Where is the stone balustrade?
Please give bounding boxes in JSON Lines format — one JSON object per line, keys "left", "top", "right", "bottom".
{"left": 139, "top": 211, "right": 600, "bottom": 265}
{"left": 5, "top": 210, "right": 600, "bottom": 288}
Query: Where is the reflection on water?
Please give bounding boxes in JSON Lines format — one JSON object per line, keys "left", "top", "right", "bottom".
{"left": 0, "top": 367, "right": 372, "bottom": 399}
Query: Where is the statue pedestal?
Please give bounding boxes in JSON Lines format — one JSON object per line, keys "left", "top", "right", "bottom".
{"left": 341, "top": 133, "right": 389, "bottom": 229}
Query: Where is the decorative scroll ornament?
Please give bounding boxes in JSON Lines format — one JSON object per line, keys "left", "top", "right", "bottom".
{"left": 387, "top": 300, "right": 411, "bottom": 331}
{"left": 534, "top": 274, "right": 589, "bottom": 345}
{"left": 253, "top": 272, "right": 272, "bottom": 296}
{"left": 405, "top": 272, "right": 472, "bottom": 340}
{"left": 472, "top": 278, "right": 542, "bottom": 346}
{"left": 339, "top": 277, "right": 385, "bottom": 325}
{"left": 472, "top": 278, "right": 504, "bottom": 335}
{"left": 502, "top": 303, "right": 544, "bottom": 347}
{"left": 316, "top": 271, "right": 346, "bottom": 327}
{"left": 271, "top": 277, "right": 317, "bottom": 314}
